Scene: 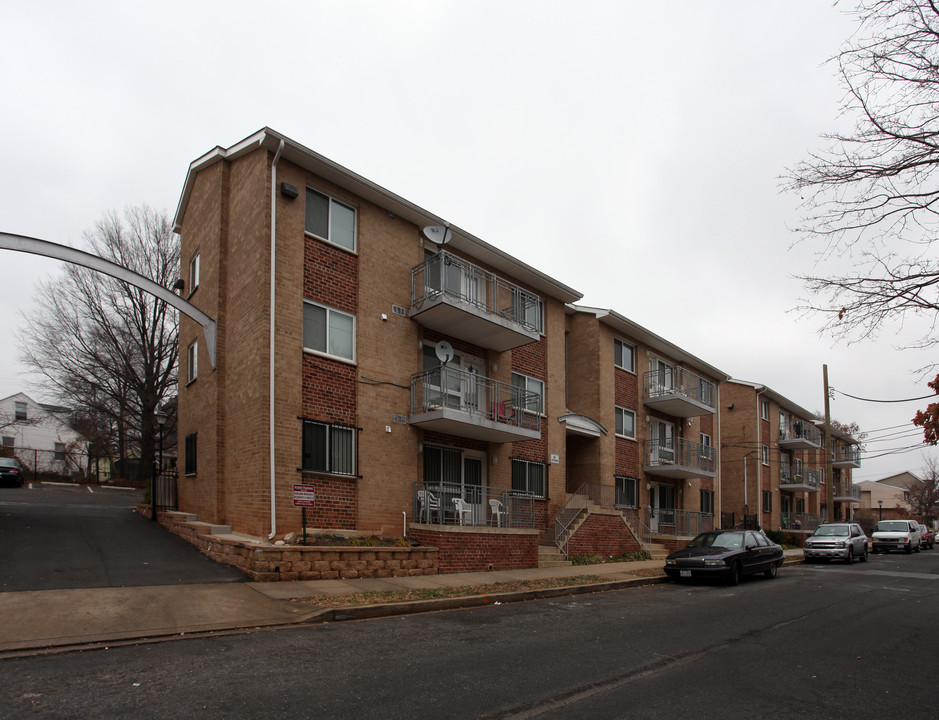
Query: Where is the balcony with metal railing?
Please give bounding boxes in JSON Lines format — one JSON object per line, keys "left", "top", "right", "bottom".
{"left": 779, "top": 465, "right": 821, "bottom": 491}
{"left": 832, "top": 444, "right": 861, "bottom": 469}
{"left": 643, "top": 366, "right": 717, "bottom": 418}
{"left": 781, "top": 512, "right": 822, "bottom": 532}
{"left": 645, "top": 507, "right": 714, "bottom": 537}
{"left": 834, "top": 481, "right": 862, "bottom": 503}
{"left": 643, "top": 438, "right": 716, "bottom": 479}
{"left": 410, "top": 365, "right": 541, "bottom": 443}
{"left": 778, "top": 419, "right": 822, "bottom": 449}
{"left": 410, "top": 250, "right": 543, "bottom": 352}
{"left": 412, "top": 482, "right": 541, "bottom": 529}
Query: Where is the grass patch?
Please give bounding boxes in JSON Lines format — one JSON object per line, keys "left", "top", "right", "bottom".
{"left": 293, "top": 574, "right": 617, "bottom": 609}
{"left": 569, "top": 550, "right": 652, "bottom": 565}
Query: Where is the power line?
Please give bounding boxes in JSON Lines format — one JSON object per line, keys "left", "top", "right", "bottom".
{"left": 833, "top": 388, "right": 937, "bottom": 403}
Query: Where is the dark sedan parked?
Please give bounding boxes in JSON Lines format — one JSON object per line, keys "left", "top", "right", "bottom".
{"left": 664, "top": 529, "right": 784, "bottom": 585}
{"left": 0, "top": 457, "right": 23, "bottom": 487}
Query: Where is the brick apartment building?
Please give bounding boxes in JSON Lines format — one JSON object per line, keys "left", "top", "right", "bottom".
{"left": 173, "top": 128, "right": 827, "bottom": 571}
{"left": 563, "top": 307, "right": 729, "bottom": 553}
{"left": 719, "top": 380, "right": 861, "bottom": 535}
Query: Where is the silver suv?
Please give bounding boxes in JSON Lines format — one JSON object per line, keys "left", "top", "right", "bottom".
{"left": 872, "top": 519, "right": 921, "bottom": 554}
{"left": 803, "top": 522, "right": 869, "bottom": 563}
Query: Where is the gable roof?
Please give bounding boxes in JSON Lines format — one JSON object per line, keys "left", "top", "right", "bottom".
{"left": 174, "top": 128, "right": 583, "bottom": 304}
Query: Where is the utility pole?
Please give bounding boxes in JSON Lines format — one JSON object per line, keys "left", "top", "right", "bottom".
{"left": 823, "top": 364, "right": 833, "bottom": 523}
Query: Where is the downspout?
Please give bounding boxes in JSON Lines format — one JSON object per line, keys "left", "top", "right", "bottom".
{"left": 716, "top": 383, "right": 722, "bottom": 528}
{"left": 269, "top": 138, "right": 285, "bottom": 540}
{"left": 754, "top": 387, "right": 766, "bottom": 523}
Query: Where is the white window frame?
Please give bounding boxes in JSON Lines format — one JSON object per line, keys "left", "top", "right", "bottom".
{"left": 302, "top": 300, "right": 356, "bottom": 362}
{"left": 511, "top": 372, "right": 544, "bottom": 415}
{"left": 700, "top": 432, "right": 712, "bottom": 458}
{"left": 189, "top": 251, "right": 200, "bottom": 292}
{"left": 187, "top": 340, "right": 198, "bottom": 383}
{"left": 305, "top": 188, "right": 357, "bottom": 252}
{"left": 761, "top": 400, "right": 769, "bottom": 421}
{"left": 614, "top": 338, "right": 635, "bottom": 373}
{"left": 762, "top": 444, "right": 769, "bottom": 465}
{"left": 14, "top": 401, "right": 27, "bottom": 421}
{"left": 615, "top": 406, "right": 636, "bottom": 439}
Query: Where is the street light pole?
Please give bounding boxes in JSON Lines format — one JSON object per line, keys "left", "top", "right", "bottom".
{"left": 878, "top": 499, "right": 883, "bottom": 521}
{"left": 152, "top": 410, "right": 168, "bottom": 522}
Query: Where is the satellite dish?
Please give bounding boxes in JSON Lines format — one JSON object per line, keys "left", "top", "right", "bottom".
{"left": 422, "top": 225, "right": 452, "bottom": 245}
{"left": 435, "top": 340, "right": 454, "bottom": 365}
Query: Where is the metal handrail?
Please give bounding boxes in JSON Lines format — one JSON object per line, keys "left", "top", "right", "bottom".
{"left": 410, "top": 365, "right": 541, "bottom": 433}
{"left": 779, "top": 419, "right": 822, "bottom": 446}
{"left": 644, "top": 508, "right": 714, "bottom": 537}
{"left": 643, "top": 366, "right": 717, "bottom": 408}
{"left": 643, "top": 438, "right": 715, "bottom": 474}
{"left": 412, "top": 482, "right": 540, "bottom": 528}
{"left": 410, "top": 250, "right": 543, "bottom": 333}
{"left": 553, "top": 482, "right": 614, "bottom": 557}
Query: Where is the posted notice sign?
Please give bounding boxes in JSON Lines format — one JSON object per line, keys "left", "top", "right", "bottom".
{"left": 293, "top": 484, "right": 316, "bottom": 507}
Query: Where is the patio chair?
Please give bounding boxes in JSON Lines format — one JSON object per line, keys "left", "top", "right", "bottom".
{"left": 488, "top": 498, "right": 506, "bottom": 527}
{"left": 452, "top": 497, "right": 472, "bottom": 526}
{"left": 417, "top": 490, "right": 440, "bottom": 522}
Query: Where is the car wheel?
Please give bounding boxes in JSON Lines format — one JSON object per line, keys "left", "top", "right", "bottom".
{"left": 764, "top": 562, "right": 778, "bottom": 579}
{"left": 861, "top": 545, "right": 868, "bottom": 562}
{"left": 727, "top": 561, "right": 741, "bottom": 586}
{"left": 914, "top": 543, "right": 921, "bottom": 553}
{"left": 906, "top": 543, "right": 913, "bottom": 554}
{"left": 846, "top": 547, "right": 854, "bottom": 564}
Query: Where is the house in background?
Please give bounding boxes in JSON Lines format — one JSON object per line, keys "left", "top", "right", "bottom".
{"left": 0, "top": 392, "right": 87, "bottom": 479}
{"left": 856, "top": 471, "right": 919, "bottom": 521}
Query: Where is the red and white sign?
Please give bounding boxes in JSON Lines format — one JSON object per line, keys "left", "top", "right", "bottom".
{"left": 293, "top": 484, "right": 316, "bottom": 507}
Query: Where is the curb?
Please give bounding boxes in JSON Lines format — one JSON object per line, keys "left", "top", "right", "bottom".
{"left": 297, "top": 575, "right": 672, "bottom": 624}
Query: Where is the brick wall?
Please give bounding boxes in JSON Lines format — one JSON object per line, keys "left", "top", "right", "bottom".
{"left": 409, "top": 525, "right": 540, "bottom": 573}
{"left": 147, "top": 508, "right": 438, "bottom": 581}
{"left": 566, "top": 511, "right": 642, "bottom": 557}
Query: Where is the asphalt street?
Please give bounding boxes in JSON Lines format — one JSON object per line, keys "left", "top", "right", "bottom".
{"left": 1, "top": 546, "right": 937, "bottom": 719}
{"left": 0, "top": 484, "right": 245, "bottom": 591}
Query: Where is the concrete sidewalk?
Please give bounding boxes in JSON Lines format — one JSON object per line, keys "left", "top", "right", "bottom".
{"left": 0, "top": 551, "right": 803, "bottom": 656}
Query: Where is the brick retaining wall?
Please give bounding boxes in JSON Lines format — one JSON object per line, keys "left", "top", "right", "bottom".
{"left": 409, "top": 524, "right": 540, "bottom": 573}
{"left": 141, "top": 506, "right": 438, "bottom": 581}
{"left": 566, "top": 510, "right": 642, "bottom": 557}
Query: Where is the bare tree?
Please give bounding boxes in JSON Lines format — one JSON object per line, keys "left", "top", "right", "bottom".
{"left": 908, "top": 456, "right": 939, "bottom": 522}
{"left": 17, "top": 205, "right": 179, "bottom": 479}
{"left": 784, "top": 1, "right": 939, "bottom": 350}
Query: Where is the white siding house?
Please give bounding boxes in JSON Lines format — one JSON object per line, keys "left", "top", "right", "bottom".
{"left": 0, "top": 392, "right": 86, "bottom": 478}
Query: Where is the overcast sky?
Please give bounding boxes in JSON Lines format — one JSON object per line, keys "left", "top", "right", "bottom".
{"left": 1, "top": 1, "right": 934, "bottom": 482}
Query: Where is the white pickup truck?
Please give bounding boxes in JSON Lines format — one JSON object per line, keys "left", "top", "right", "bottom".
{"left": 871, "top": 519, "right": 922, "bottom": 554}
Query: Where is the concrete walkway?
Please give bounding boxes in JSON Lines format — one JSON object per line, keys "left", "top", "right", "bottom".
{"left": 0, "top": 550, "right": 804, "bottom": 656}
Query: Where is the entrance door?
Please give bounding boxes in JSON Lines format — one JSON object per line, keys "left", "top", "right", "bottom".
{"left": 463, "top": 454, "right": 485, "bottom": 524}
{"left": 650, "top": 482, "right": 676, "bottom": 533}
{"left": 653, "top": 420, "right": 675, "bottom": 463}
{"left": 462, "top": 357, "right": 486, "bottom": 414}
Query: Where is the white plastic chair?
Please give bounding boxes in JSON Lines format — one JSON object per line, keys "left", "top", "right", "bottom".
{"left": 418, "top": 490, "right": 440, "bottom": 522}
{"left": 489, "top": 498, "right": 506, "bottom": 527}
{"left": 452, "top": 497, "right": 472, "bottom": 526}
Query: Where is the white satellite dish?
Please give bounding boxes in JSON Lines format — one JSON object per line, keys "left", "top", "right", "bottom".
{"left": 435, "top": 340, "right": 454, "bottom": 364}
{"left": 422, "top": 225, "right": 452, "bottom": 245}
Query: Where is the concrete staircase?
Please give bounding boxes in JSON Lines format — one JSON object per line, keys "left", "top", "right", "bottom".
{"left": 538, "top": 544, "right": 572, "bottom": 568}
{"left": 643, "top": 542, "right": 669, "bottom": 560}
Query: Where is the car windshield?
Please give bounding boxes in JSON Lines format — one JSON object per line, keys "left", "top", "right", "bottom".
{"left": 813, "top": 525, "right": 849, "bottom": 537}
{"left": 0, "top": 458, "right": 18, "bottom": 468}
{"left": 687, "top": 532, "right": 743, "bottom": 549}
{"left": 875, "top": 521, "right": 910, "bottom": 532}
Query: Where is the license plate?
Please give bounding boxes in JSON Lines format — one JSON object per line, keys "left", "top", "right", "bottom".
{"left": 680, "top": 570, "right": 691, "bottom": 578}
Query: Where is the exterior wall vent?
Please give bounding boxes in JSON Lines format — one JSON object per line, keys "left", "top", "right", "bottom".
{"left": 393, "top": 414, "right": 408, "bottom": 424}
{"left": 392, "top": 305, "right": 407, "bottom": 317}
